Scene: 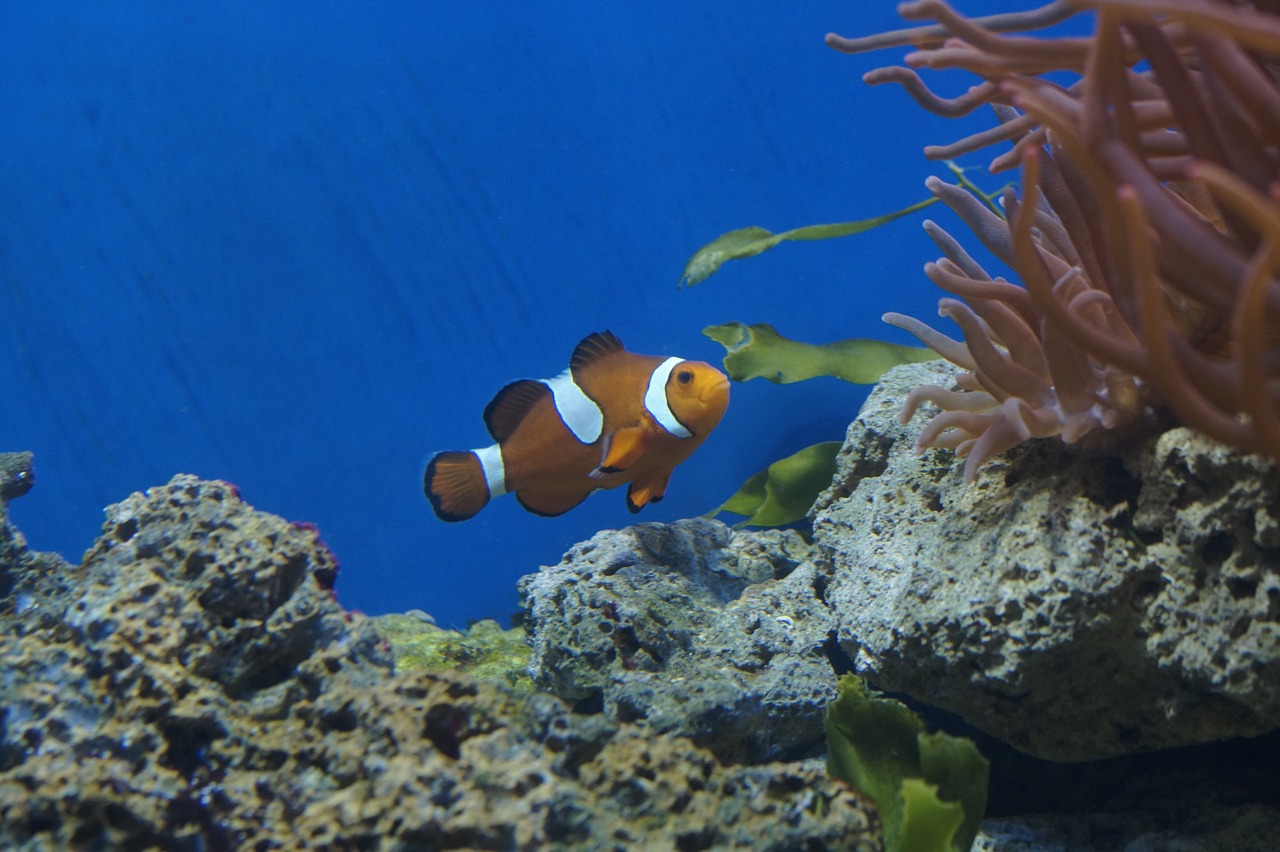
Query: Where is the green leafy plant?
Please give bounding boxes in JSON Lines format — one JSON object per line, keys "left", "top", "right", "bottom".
{"left": 826, "top": 675, "right": 989, "bottom": 852}
{"left": 679, "top": 162, "right": 1004, "bottom": 290}
{"left": 689, "top": 163, "right": 1006, "bottom": 528}
{"left": 709, "top": 440, "right": 842, "bottom": 527}
{"left": 702, "top": 321, "right": 933, "bottom": 527}
{"left": 702, "top": 322, "right": 931, "bottom": 528}
{"left": 704, "top": 322, "right": 933, "bottom": 386}
{"left": 678, "top": 198, "right": 937, "bottom": 289}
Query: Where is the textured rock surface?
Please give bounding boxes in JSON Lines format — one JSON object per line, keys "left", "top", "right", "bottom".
{"left": 0, "top": 472, "right": 880, "bottom": 850}
{"left": 520, "top": 518, "right": 839, "bottom": 763}
{"left": 814, "top": 361, "right": 1280, "bottom": 761}
{"left": 69, "top": 475, "right": 379, "bottom": 698}
{"left": 975, "top": 805, "right": 1280, "bottom": 852}
{"left": 0, "top": 452, "right": 34, "bottom": 501}
{"left": 0, "top": 452, "right": 80, "bottom": 635}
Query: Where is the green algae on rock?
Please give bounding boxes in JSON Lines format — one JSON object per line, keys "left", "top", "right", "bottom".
{"left": 372, "top": 613, "right": 534, "bottom": 694}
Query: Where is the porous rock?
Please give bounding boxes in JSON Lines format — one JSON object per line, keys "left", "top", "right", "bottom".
{"left": 519, "top": 517, "right": 840, "bottom": 763}
{"left": 65, "top": 475, "right": 387, "bottom": 697}
{"left": 814, "top": 361, "right": 1280, "bottom": 761}
{"left": 0, "top": 451, "right": 80, "bottom": 634}
{"left": 0, "top": 471, "right": 880, "bottom": 849}
{"left": 975, "top": 804, "right": 1280, "bottom": 852}
{"left": 0, "top": 452, "right": 34, "bottom": 501}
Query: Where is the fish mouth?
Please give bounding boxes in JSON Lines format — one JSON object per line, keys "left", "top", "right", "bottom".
{"left": 702, "top": 378, "right": 732, "bottom": 402}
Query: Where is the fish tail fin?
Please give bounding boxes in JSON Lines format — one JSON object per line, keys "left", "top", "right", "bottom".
{"left": 424, "top": 451, "right": 491, "bottom": 521}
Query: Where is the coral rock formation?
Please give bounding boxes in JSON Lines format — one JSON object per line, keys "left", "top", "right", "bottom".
{"left": 814, "top": 362, "right": 1280, "bottom": 761}
{"left": 0, "top": 470, "right": 880, "bottom": 850}
{"left": 520, "top": 518, "right": 839, "bottom": 763}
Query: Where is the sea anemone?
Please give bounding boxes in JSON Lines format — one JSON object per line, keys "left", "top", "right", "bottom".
{"left": 829, "top": 0, "right": 1280, "bottom": 481}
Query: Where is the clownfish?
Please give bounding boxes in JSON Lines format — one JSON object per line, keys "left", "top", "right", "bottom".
{"left": 424, "top": 331, "right": 730, "bottom": 521}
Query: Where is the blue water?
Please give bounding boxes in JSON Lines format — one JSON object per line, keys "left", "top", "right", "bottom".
{"left": 1, "top": 2, "right": 1016, "bottom": 627}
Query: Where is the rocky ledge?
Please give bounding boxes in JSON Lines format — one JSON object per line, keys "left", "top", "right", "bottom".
{"left": 516, "top": 361, "right": 1280, "bottom": 850}
{"left": 0, "top": 468, "right": 878, "bottom": 851}
{"left": 814, "top": 361, "right": 1280, "bottom": 762}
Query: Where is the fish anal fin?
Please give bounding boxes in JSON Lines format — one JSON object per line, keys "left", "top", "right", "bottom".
{"left": 627, "top": 469, "right": 673, "bottom": 513}
{"left": 425, "top": 451, "right": 490, "bottom": 521}
{"left": 483, "top": 379, "right": 550, "bottom": 442}
{"left": 516, "top": 489, "right": 590, "bottom": 517}
{"left": 594, "top": 426, "right": 651, "bottom": 476}
{"left": 570, "top": 331, "right": 625, "bottom": 373}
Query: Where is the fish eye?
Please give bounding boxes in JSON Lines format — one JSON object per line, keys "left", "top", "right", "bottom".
{"left": 677, "top": 370, "right": 694, "bottom": 384}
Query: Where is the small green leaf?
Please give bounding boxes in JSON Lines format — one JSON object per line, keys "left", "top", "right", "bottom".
{"left": 918, "top": 731, "right": 990, "bottom": 851}
{"left": 712, "top": 441, "right": 841, "bottom": 528}
{"left": 678, "top": 227, "right": 783, "bottom": 288}
{"left": 716, "top": 468, "right": 769, "bottom": 519}
{"left": 704, "top": 322, "right": 934, "bottom": 386}
{"left": 898, "top": 779, "right": 967, "bottom": 852}
{"left": 678, "top": 197, "right": 938, "bottom": 288}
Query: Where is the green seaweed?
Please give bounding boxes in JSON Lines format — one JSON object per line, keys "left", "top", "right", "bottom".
{"left": 701, "top": 323, "right": 930, "bottom": 528}
{"left": 704, "top": 322, "right": 933, "bottom": 385}
{"left": 826, "top": 675, "right": 989, "bottom": 852}
{"left": 689, "top": 164, "right": 1005, "bottom": 529}
{"left": 678, "top": 162, "right": 1007, "bottom": 290}
{"left": 711, "top": 441, "right": 842, "bottom": 527}
{"left": 678, "top": 198, "right": 937, "bottom": 288}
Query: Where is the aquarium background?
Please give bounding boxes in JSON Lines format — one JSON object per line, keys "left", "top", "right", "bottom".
{"left": 2, "top": 1, "right": 1018, "bottom": 627}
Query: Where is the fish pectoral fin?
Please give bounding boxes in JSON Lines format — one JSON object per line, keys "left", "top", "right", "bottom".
{"left": 627, "top": 470, "right": 672, "bottom": 513}
{"left": 592, "top": 426, "right": 651, "bottom": 477}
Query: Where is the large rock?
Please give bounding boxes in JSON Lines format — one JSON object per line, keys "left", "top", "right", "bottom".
{"left": 0, "top": 471, "right": 880, "bottom": 850}
{"left": 66, "top": 475, "right": 386, "bottom": 697}
{"left": 519, "top": 518, "right": 840, "bottom": 763}
{"left": 814, "top": 361, "right": 1280, "bottom": 761}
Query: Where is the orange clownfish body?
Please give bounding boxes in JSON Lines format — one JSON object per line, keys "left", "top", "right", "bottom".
{"left": 424, "top": 331, "right": 730, "bottom": 521}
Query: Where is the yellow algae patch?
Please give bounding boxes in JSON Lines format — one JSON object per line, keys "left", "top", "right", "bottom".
{"left": 372, "top": 614, "right": 533, "bottom": 694}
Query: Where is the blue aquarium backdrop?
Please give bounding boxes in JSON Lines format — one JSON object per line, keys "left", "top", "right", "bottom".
{"left": 3, "top": 2, "right": 1022, "bottom": 627}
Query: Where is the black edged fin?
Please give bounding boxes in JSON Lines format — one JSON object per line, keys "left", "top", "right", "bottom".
{"left": 424, "top": 451, "right": 490, "bottom": 521}
{"left": 626, "top": 470, "right": 671, "bottom": 514}
{"left": 516, "top": 488, "right": 590, "bottom": 517}
{"left": 625, "top": 485, "right": 645, "bottom": 514}
{"left": 570, "top": 330, "right": 625, "bottom": 373}
{"left": 483, "top": 379, "right": 550, "bottom": 442}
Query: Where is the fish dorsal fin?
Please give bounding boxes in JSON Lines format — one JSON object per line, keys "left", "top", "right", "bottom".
{"left": 570, "top": 331, "right": 625, "bottom": 373}
{"left": 483, "top": 379, "right": 550, "bottom": 442}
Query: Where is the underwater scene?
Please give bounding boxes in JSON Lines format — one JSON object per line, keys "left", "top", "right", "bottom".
{"left": 2, "top": 1, "right": 1280, "bottom": 849}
